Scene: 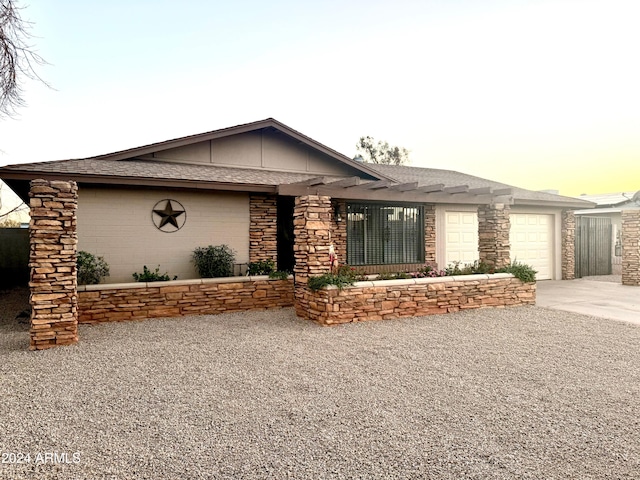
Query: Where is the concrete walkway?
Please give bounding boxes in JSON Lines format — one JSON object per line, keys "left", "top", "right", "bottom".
{"left": 537, "top": 278, "right": 640, "bottom": 326}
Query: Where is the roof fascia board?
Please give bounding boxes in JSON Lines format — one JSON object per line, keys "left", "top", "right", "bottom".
{"left": 513, "top": 198, "right": 596, "bottom": 208}
{"left": 0, "top": 170, "right": 277, "bottom": 194}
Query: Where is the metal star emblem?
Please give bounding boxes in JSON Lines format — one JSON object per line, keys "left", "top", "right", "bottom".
{"left": 152, "top": 199, "right": 186, "bottom": 232}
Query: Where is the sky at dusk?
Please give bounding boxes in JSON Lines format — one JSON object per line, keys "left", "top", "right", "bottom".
{"left": 1, "top": 0, "right": 639, "bottom": 205}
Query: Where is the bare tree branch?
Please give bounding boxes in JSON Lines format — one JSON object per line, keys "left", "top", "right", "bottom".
{"left": 1, "top": 0, "right": 48, "bottom": 118}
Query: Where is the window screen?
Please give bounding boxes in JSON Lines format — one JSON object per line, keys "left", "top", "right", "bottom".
{"left": 347, "top": 203, "right": 424, "bottom": 265}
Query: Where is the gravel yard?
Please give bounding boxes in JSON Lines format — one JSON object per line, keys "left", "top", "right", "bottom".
{"left": 1, "top": 287, "right": 639, "bottom": 479}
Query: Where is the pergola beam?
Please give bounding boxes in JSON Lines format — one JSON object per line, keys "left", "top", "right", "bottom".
{"left": 326, "top": 176, "right": 361, "bottom": 188}
{"left": 390, "top": 182, "right": 419, "bottom": 192}
{"left": 468, "top": 186, "right": 493, "bottom": 195}
{"left": 418, "top": 183, "right": 445, "bottom": 193}
{"left": 363, "top": 180, "right": 392, "bottom": 190}
{"left": 443, "top": 185, "right": 469, "bottom": 194}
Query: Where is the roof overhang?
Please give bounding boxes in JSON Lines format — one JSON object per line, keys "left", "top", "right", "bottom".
{"left": 1, "top": 171, "right": 278, "bottom": 203}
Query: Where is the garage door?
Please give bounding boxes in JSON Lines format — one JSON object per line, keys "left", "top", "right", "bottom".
{"left": 510, "top": 214, "right": 553, "bottom": 280}
{"left": 445, "top": 211, "right": 479, "bottom": 265}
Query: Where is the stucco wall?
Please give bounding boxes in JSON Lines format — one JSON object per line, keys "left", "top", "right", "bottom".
{"left": 77, "top": 187, "right": 249, "bottom": 283}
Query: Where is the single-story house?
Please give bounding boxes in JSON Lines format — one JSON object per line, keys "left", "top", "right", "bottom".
{"left": 0, "top": 118, "right": 593, "bottom": 282}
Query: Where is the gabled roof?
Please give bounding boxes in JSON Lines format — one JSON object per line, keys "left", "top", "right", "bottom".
{"left": 84, "top": 118, "right": 393, "bottom": 182}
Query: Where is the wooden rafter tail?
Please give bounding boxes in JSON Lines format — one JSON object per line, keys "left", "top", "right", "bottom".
{"left": 493, "top": 187, "right": 513, "bottom": 196}
{"left": 290, "top": 176, "right": 330, "bottom": 186}
{"left": 418, "top": 183, "right": 445, "bottom": 193}
{"left": 468, "top": 186, "right": 493, "bottom": 195}
{"left": 363, "top": 180, "right": 391, "bottom": 190}
{"left": 390, "top": 182, "right": 419, "bottom": 192}
{"left": 443, "top": 185, "right": 469, "bottom": 194}
{"left": 326, "top": 176, "right": 361, "bottom": 188}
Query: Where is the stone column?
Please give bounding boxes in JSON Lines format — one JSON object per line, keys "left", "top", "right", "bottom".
{"left": 478, "top": 203, "right": 511, "bottom": 269}
{"left": 621, "top": 210, "right": 640, "bottom": 286}
{"left": 424, "top": 204, "right": 436, "bottom": 265}
{"left": 249, "top": 195, "right": 278, "bottom": 265}
{"left": 329, "top": 199, "right": 347, "bottom": 266}
{"left": 561, "top": 210, "right": 576, "bottom": 280}
{"left": 29, "top": 179, "right": 79, "bottom": 350}
{"left": 293, "top": 195, "right": 332, "bottom": 318}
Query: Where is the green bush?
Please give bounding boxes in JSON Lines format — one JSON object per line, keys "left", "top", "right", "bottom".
{"left": 308, "top": 273, "right": 355, "bottom": 292}
{"left": 497, "top": 260, "right": 537, "bottom": 283}
{"left": 444, "top": 260, "right": 536, "bottom": 283}
{"left": 248, "top": 259, "right": 275, "bottom": 276}
{"left": 445, "top": 260, "right": 495, "bottom": 276}
{"left": 77, "top": 251, "right": 110, "bottom": 285}
{"left": 268, "top": 270, "right": 290, "bottom": 280}
{"left": 132, "top": 265, "right": 177, "bottom": 282}
{"left": 192, "top": 245, "right": 236, "bottom": 278}
{"left": 376, "top": 272, "right": 411, "bottom": 280}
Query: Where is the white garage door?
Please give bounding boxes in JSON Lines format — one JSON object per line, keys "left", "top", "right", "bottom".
{"left": 510, "top": 214, "right": 553, "bottom": 280}
{"left": 445, "top": 211, "right": 479, "bottom": 266}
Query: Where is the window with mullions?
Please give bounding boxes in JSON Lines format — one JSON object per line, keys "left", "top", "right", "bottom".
{"left": 347, "top": 203, "right": 424, "bottom": 265}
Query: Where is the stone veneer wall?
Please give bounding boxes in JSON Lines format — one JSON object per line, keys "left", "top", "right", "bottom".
{"left": 300, "top": 274, "right": 535, "bottom": 325}
{"left": 330, "top": 199, "right": 347, "bottom": 267}
{"left": 478, "top": 203, "right": 511, "bottom": 269}
{"left": 249, "top": 195, "right": 278, "bottom": 264}
{"left": 78, "top": 276, "right": 294, "bottom": 323}
{"left": 29, "top": 179, "right": 79, "bottom": 350}
{"left": 621, "top": 210, "right": 640, "bottom": 286}
{"left": 293, "top": 195, "right": 333, "bottom": 318}
{"left": 424, "top": 204, "right": 436, "bottom": 264}
{"left": 561, "top": 210, "right": 576, "bottom": 280}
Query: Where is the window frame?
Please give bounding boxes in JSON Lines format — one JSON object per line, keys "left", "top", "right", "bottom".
{"left": 346, "top": 202, "right": 425, "bottom": 266}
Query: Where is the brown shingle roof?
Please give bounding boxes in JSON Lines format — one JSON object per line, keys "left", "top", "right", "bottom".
{"left": 368, "top": 164, "right": 594, "bottom": 208}
{"left": 1, "top": 158, "right": 346, "bottom": 186}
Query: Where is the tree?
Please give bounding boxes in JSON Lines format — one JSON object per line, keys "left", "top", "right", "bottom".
{"left": 356, "top": 136, "right": 410, "bottom": 165}
{"left": 1, "top": 0, "right": 46, "bottom": 118}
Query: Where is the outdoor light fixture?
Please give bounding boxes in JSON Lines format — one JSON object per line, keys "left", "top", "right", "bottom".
{"left": 334, "top": 204, "right": 343, "bottom": 222}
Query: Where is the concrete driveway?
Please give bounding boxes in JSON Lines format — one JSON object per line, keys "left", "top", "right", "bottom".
{"left": 537, "top": 278, "right": 640, "bottom": 325}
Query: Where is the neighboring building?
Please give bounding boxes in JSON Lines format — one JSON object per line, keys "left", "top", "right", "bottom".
{"left": 0, "top": 118, "right": 592, "bottom": 282}
{"left": 573, "top": 191, "right": 640, "bottom": 275}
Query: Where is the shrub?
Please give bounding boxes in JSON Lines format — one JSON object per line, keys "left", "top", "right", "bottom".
{"left": 268, "top": 270, "right": 290, "bottom": 280}
{"left": 192, "top": 245, "right": 236, "bottom": 278}
{"left": 308, "top": 273, "right": 355, "bottom": 292}
{"left": 411, "top": 262, "right": 446, "bottom": 278}
{"left": 132, "top": 265, "right": 177, "bottom": 282}
{"left": 77, "top": 251, "right": 110, "bottom": 285}
{"left": 248, "top": 259, "right": 275, "bottom": 276}
{"left": 445, "top": 260, "right": 495, "bottom": 276}
{"left": 376, "top": 272, "right": 411, "bottom": 280}
{"left": 497, "top": 260, "right": 537, "bottom": 283}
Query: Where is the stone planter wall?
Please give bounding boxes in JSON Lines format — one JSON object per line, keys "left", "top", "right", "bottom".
{"left": 78, "top": 276, "right": 294, "bottom": 324}
{"left": 298, "top": 274, "right": 535, "bottom": 325}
